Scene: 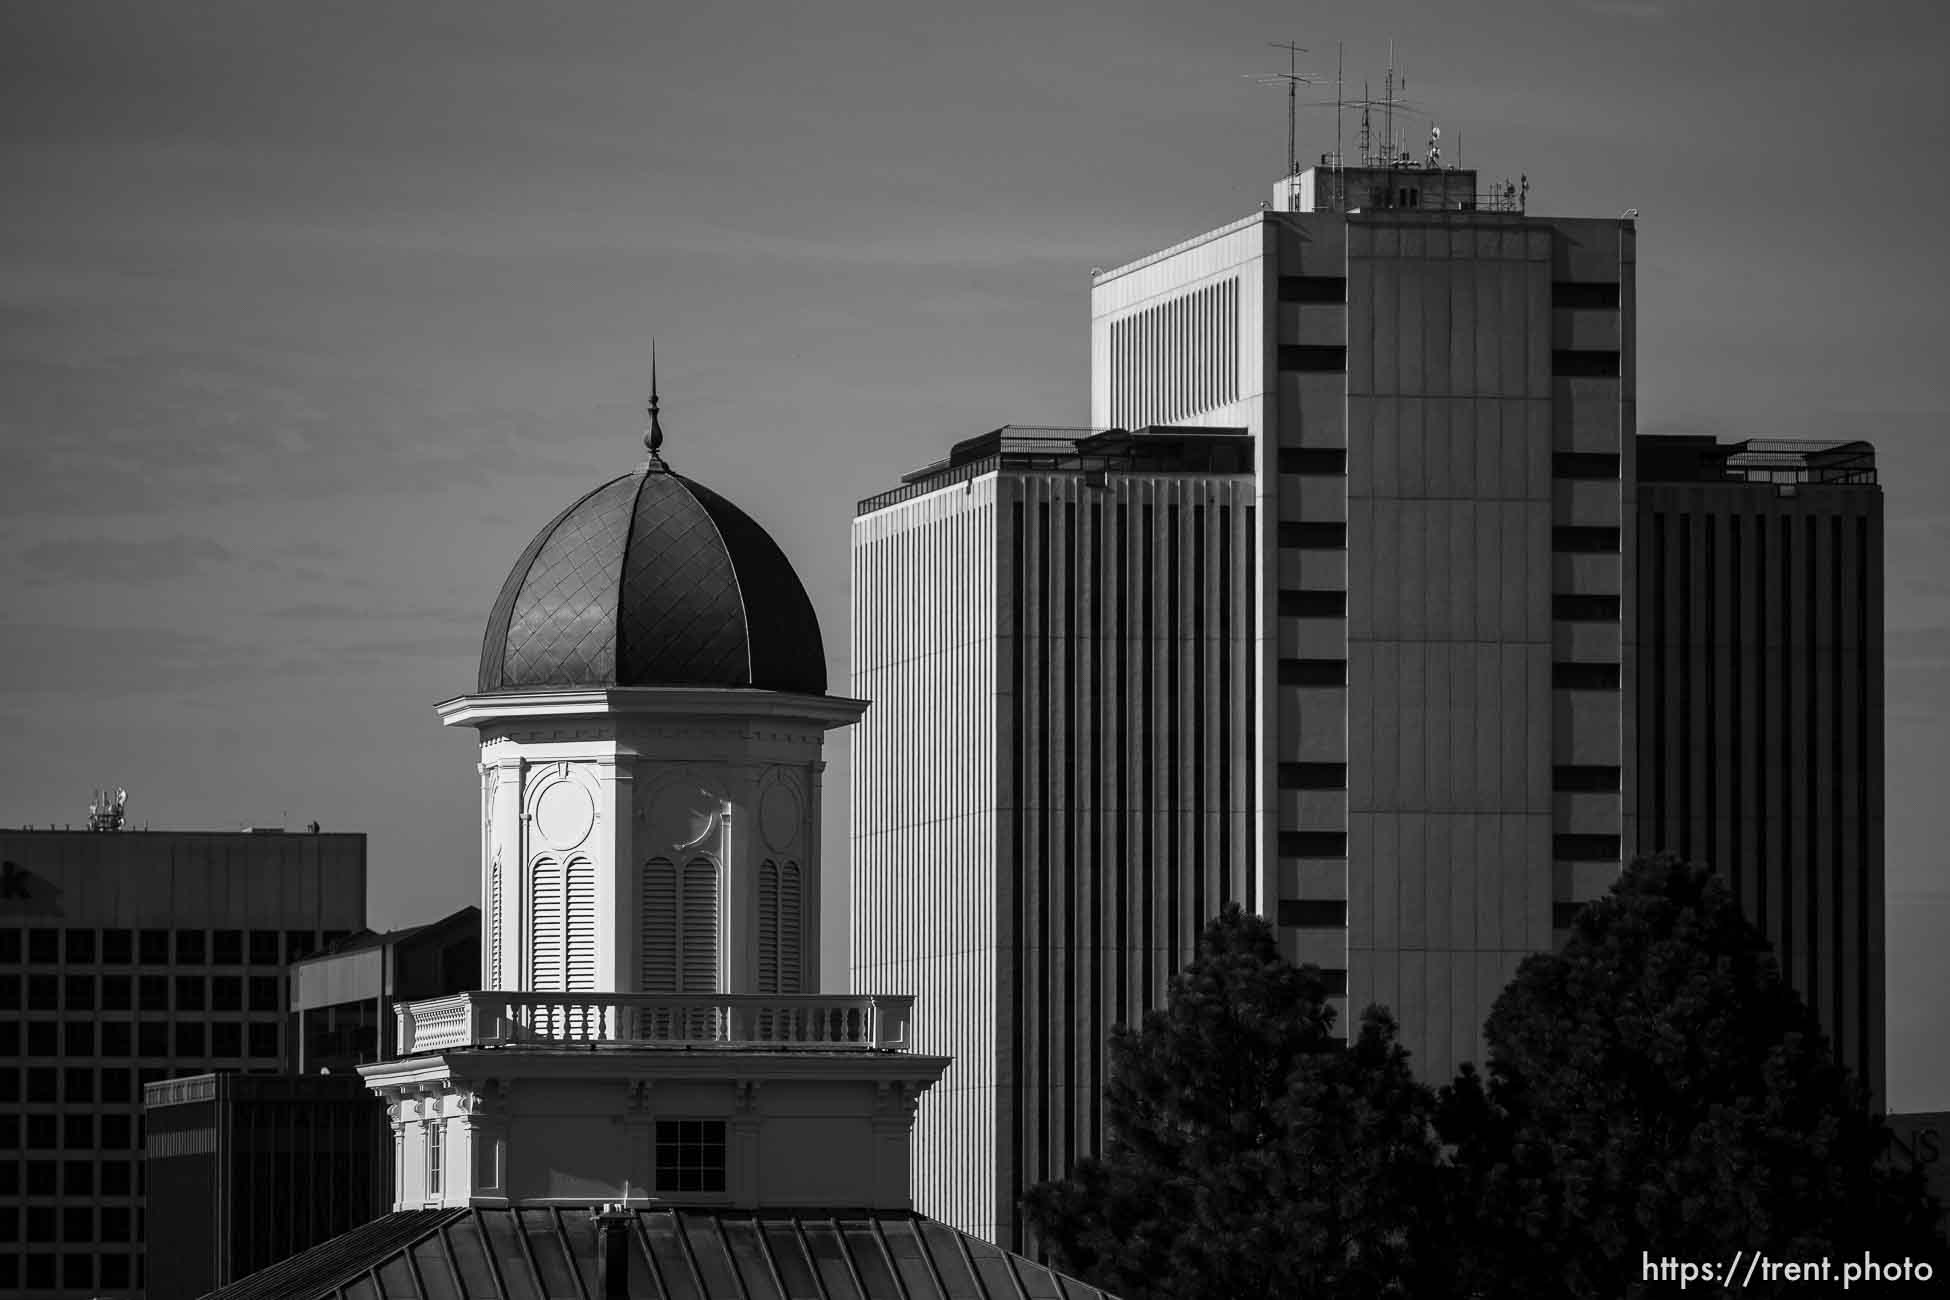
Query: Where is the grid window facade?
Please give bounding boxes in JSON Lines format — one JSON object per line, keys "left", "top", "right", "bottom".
{"left": 654, "top": 1120, "right": 727, "bottom": 1194}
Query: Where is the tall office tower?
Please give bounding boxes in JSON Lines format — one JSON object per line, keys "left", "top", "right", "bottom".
{"left": 851, "top": 425, "right": 1257, "bottom": 1247}
{"left": 0, "top": 825, "right": 365, "bottom": 1300}
{"left": 1087, "top": 156, "right": 1637, "bottom": 1088}
{"left": 1634, "top": 435, "right": 1884, "bottom": 1103}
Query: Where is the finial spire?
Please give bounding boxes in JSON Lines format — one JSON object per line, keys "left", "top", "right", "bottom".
{"left": 644, "top": 341, "right": 667, "bottom": 468}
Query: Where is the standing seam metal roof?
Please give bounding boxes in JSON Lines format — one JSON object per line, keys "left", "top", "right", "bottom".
{"left": 199, "top": 1206, "right": 1119, "bottom": 1300}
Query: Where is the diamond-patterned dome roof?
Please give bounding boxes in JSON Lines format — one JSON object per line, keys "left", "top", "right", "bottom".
{"left": 477, "top": 464, "right": 826, "bottom": 694}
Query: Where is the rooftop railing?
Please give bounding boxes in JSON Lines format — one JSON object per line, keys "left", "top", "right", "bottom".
{"left": 394, "top": 992, "right": 915, "bottom": 1056}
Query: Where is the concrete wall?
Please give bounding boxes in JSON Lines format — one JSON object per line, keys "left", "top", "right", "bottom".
{"left": 850, "top": 481, "right": 1002, "bottom": 1240}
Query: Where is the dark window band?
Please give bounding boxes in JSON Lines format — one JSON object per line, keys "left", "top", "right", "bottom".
{"left": 1553, "top": 593, "right": 1621, "bottom": 621}
{"left": 1278, "top": 899, "right": 1348, "bottom": 927}
{"left": 1554, "top": 834, "right": 1621, "bottom": 861}
{"left": 1278, "top": 659, "right": 1347, "bottom": 686}
{"left": 1278, "top": 762, "right": 1347, "bottom": 790}
{"left": 1278, "top": 522, "right": 1347, "bottom": 549}
{"left": 1553, "top": 765, "right": 1621, "bottom": 792}
{"left": 1280, "top": 345, "right": 1347, "bottom": 372}
{"left": 1553, "top": 526, "right": 1620, "bottom": 553}
{"left": 1279, "top": 276, "right": 1348, "bottom": 304}
{"left": 1552, "top": 281, "right": 1621, "bottom": 310}
{"left": 1555, "top": 452, "right": 1620, "bottom": 479}
{"left": 1278, "top": 448, "right": 1347, "bottom": 475}
{"left": 1278, "top": 590, "right": 1346, "bottom": 618}
{"left": 1278, "top": 832, "right": 1348, "bottom": 857}
{"left": 1553, "top": 349, "right": 1621, "bottom": 378}
{"left": 1554, "top": 662, "right": 1621, "bottom": 690}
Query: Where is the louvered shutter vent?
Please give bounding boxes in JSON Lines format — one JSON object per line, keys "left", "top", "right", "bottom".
{"left": 641, "top": 858, "right": 677, "bottom": 994}
{"left": 529, "top": 856, "right": 564, "bottom": 991}
{"left": 779, "top": 861, "right": 803, "bottom": 994}
{"left": 758, "top": 861, "right": 780, "bottom": 994}
{"left": 682, "top": 857, "right": 719, "bottom": 993}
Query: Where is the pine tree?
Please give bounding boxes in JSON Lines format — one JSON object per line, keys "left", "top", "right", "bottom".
{"left": 1438, "top": 852, "right": 1944, "bottom": 1298}
{"left": 1023, "top": 904, "right": 1448, "bottom": 1300}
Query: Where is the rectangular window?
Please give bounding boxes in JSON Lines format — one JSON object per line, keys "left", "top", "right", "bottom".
{"left": 100, "top": 1022, "right": 131, "bottom": 1057}
{"left": 426, "top": 1123, "right": 443, "bottom": 1199}
{"left": 1278, "top": 590, "right": 1347, "bottom": 618}
{"left": 0, "top": 1070, "right": 15, "bottom": 1103}
{"left": 1554, "top": 834, "right": 1621, "bottom": 861}
{"left": 137, "top": 1023, "right": 168, "bottom": 1057}
{"left": 27, "top": 1067, "right": 56, "bottom": 1102}
{"left": 27, "top": 1114, "right": 56, "bottom": 1148}
{"left": 1278, "top": 832, "right": 1349, "bottom": 858}
{"left": 138, "top": 975, "right": 168, "bottom": 1011}
{"left": 249, "top": 975, "right": 281, "bottom": 1012}
{"left": 173, "top": 930, "right": 205, "bottom": 965}
{"left": 101, "top": 975, "right": 132, "bottom": 1011}
{"left": 138, "top": 930, "right": 170, "bottom": 964}
{"left": 0, "top": 930, "right": 17, "bottom": 963}
{"left": 63, "top": 931, "right": 95, "bottom": 965}
{"left": 27, "top": 1023, "right": 56, "bottom": 1057}
{"left": 1278, "top": 658, "right": 1347, "bottom": 686}
{"left": 1553, "top": 593, "right": 1621, "bottom": 621}
{"left": 100, "top": 929, "right": 132, "bottom": 964}
{"left": 61, "top": 975, "right": 92, "bottom": 1011}
{"left": 210, "top": 977, "right": 242, "bottom": 1012}
{"left": 1278, "top": 763, "right": 1348, "bottom": 790}
{"left": 1314, "top": 968, "right": 1350, "bottom": 996}
{"left": 1554, "top": 452, "right": 1620, "bottom": 479}
{"left": 285, "top": 930, "right": 317, "bottom": 961}
{"left": 100, "top": 1069, "right": 132, "bottom": 1104}
{"left": 210, "top": 1022, "right": 242, "bottom": 1058}
{"left": 100, "top": 1208, "right": 130, "bottom": 1242}
{"left": 656, "top": 1120, "right": 728, "bottom": 1193}
{"left": 1553, "top": 526, "right": 1620, "bottom": 552}
{"left": 62, "top": 1115, "right": 93, "bottom": 1149}
{"left": 1552, "top": 281, "right": 1621, "bottom": 310}
{"left": 248, "top": 1022, "right": 280, "bottom": 1059}
{"left": 1277, "top": 522, "right": 1348, "bottom": 549}
{"left": 1553, "top": 765, "right": 1622, "bottom": 792}
{"left": 211, "top": 930, "right": 244, "bottom": 966}
{"left": 28, "top": 975, "right": 57, "bottom": 1010}
{"left": 1277, "top": 899, "right": 1348, "bottom": 927}
{"left": 62, "top": 1068, "right": 92, "bottom": 1104}
{"left": 248, "top": 931, "right": 281, "bottom": 966}
{"left": 100, "top": 1114, "right": 132, "bottom": 1149}
{"left": 0, "top": 1115, "right": 15, "bottom": 1149}
{"left": 174, "top": 1023, "right": 205, "bottom": 1056}
{"left": 1554, "top": 662, "right": 1622, "bottom": 690}
{"left": 1279, "top": 344, "right": 1349, "bottom": 372}
{"left": 1279, "top": 275, "right": 1348, "bottom": 303}
{"left": 28, "top": 929, "right": 58, "bottom": 964}
{"left": 1278, "top": 448, "right": 1347, "bottom": 475}
{"left": 1552, "top": 349, "right": 1621, "bottom": 378}
{"left": 64, "top": 1023, "right": 94, "bottom": 1056}
{"left": 174, "top": 976, "right": 205, "bottom": 1012}
{"left": 26, "top": 1160, "right": 55, "bottom": 1195}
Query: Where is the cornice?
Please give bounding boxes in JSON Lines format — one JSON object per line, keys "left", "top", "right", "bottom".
{"left": 438, "top": 688, "right": 868, "bottom": 733}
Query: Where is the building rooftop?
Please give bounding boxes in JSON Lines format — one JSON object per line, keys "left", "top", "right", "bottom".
{"left": 1638, "top": 435, "right": 1878, "bottom": 486}
{"left": 201, "top": 1206, "right": 1119, "bottom": 1300}
{"left": 859, "top": 424, "right": 1252, "bottom": 514}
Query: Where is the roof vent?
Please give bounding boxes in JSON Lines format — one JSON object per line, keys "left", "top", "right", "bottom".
{"left": 593, "top": 1205, "right": 634, "bottom": 1298}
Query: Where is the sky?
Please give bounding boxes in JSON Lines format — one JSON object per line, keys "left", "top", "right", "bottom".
{"left": 3, "top": 0, "right": 1948, "bottom": 1106}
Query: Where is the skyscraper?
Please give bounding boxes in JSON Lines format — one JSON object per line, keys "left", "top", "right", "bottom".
{"left": 1088, "top": 156, "right": 1636, "bottom": 1085}
{"left": 850, "top": 425, "right": 1257, "bottom": 1245}
{"left": 1634, "top": 435, "right": 1884, "bottom": 1102}
{"left": 853, "top": 152, "right": 1637, "bottom": 1246}
{"left": 0, "top": 826, "right": 364, "bottom": 1299}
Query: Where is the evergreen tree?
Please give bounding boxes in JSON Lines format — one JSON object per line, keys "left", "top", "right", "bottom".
{"left": 1438, "top": 852, "right": 1943, "bottom": 1298}
{"left": 1023, "top": 904, "right": 1447, "bottom": 1300}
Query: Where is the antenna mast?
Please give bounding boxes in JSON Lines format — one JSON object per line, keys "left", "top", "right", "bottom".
{"left": 1334, "top": 42, "right": 1344, "bottom": 167}
{"left": 1258, "top": 40, "right": 1310, "bottom": 177}
{"left": 1385, "top": 42, "right": 1396, "bottom": 165}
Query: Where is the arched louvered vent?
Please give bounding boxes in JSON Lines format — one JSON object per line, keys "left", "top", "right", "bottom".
{"left": 641, "top": 856, "right": 720, "bottom": 994}
{"left": 529, "top": 856, "right": 563, "bottom": 991}
{"left": 779, "top": 861, "right": 803, "bottom": 994}
{"left": 641, "top": 858, "right": 678, "bottom": 993}
{"left": 683, "top": 857, "right": 720, "bottom": 993}
{"left": 488, "top": 853, "right": 502, "bottom": 989}
{"left": 758, "top": 860, "right": 779, "bottom": 993}
{"left": 565, "top": 856, "right": 595, "bottom": 992}
{"left": 757, "top": 859, "right": 805, "bottom": 994}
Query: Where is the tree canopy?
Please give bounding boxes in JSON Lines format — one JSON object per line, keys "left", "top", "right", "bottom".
{"left": 1438, "top": 852, "right": 1943, "bottom": 1298}
{"left": 1022, "top": 903, "right": 1448, "bottom": 1300}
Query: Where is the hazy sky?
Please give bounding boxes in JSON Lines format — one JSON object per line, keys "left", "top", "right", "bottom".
{"left": 3, "top": 0, "right": 1947, "bottom": 1106}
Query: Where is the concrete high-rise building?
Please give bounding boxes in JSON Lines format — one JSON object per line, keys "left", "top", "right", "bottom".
{"left": 0, "top": 826, "right": 364, "bottom": 1299}
{"left": 1087, "top": 159, "right": 1636, "bottom": 1084}
{"left": 1634, "top": 435, "right": 1884, "bottom": 1102}
{"left": 850, "top": 425, "right": 1258, "bottom": 1245}
{"left": 853, "top": 155, "right": 1637, "bottom": 1246}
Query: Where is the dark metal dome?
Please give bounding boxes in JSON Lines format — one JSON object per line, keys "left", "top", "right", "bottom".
{"left": 477, "top": 464, "right": 826, "bottom": 695}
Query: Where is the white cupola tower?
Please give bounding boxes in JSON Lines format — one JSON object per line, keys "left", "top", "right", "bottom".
{"left": 362, "top": 378, "right": 945, "bottom": 1215}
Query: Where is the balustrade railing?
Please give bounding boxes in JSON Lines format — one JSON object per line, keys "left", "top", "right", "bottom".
{"left": 394, "top": 992, "right": 915, "bottom": 1056}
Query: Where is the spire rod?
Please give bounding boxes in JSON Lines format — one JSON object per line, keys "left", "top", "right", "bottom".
{"left": 644, "top": 341, "right": 667, "bottom": 467}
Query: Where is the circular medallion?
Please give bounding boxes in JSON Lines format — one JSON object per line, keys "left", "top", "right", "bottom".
{"left": 759, "top": 779, "right": 803, "bottom": 853}
{"left": 534, "top": 780, "right": 595, "bottom": 850}
{"left": 646, "top": 783, "right": 722, "bottom": 851}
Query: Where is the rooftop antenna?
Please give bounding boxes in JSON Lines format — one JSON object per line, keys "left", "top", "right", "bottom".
{"left": 1385, "top": 42, "right": 1395, "bottom": 165}
{"left": 1334, "top": 42, "right": 1344, "bottom": 168}
{"left": 1359, "top": 82, "right": 1371, "bottom": 164}
{"left": 1247, "top": 40, "right": 1314, "bottom": 177}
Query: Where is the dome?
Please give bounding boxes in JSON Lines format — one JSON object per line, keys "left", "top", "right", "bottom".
{"left": 477, "top": 460, "right": 827, "bottom": 695}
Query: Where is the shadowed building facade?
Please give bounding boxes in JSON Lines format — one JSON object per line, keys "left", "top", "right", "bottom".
{"left": 1634, "top": 435, "right": 1884, "bottom": 1103}
{"left": 850, "top": 426, "right": 1257, "bottom": 1246}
